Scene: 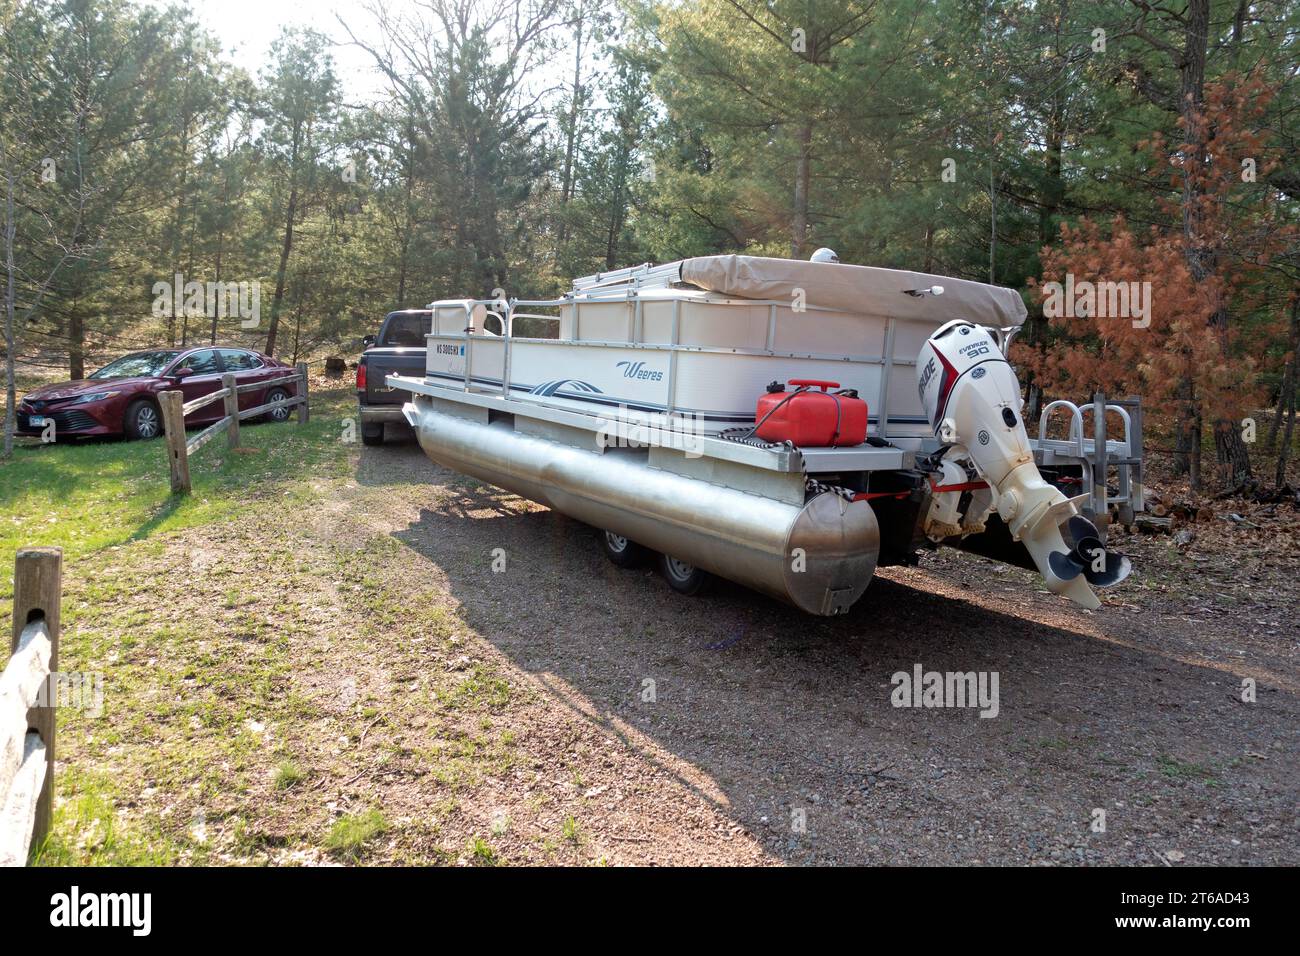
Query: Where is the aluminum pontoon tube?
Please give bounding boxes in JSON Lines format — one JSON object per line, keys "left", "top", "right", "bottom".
{"left": 408, "top": 399, "right": 880, "bottom": 615}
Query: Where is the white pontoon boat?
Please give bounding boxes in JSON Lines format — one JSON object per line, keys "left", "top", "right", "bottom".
{"left": 393, "top": 256, "right": 1142, "bottom": 615}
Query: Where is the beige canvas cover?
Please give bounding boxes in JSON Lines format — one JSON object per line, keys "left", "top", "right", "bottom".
{"left": 678, "top": 255, "right": 1028, "bottom": 327}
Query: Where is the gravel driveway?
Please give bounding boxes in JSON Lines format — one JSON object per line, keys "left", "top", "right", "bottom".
{"left": 352, "top": 433, "right": 1298, "bottom": 865}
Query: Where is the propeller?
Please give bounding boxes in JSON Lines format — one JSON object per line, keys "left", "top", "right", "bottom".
{"left": 1046, "top": 515, "right": 1132, "bottom": 588}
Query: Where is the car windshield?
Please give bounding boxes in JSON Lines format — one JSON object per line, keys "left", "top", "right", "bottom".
{"left": 88, "top": 351, "right": 181, "bottom": 380}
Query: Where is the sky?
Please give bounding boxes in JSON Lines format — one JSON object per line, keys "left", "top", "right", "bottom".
{"left": 148, "top": 0, "right": 397, "bottom": 97}
{"left": 153, "top": 0, "right": 591, "bottom": 105}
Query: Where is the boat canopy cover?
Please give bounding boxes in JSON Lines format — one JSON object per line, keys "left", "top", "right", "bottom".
{"left": 678, "top": 255, "right": 1028, "bottom": 327}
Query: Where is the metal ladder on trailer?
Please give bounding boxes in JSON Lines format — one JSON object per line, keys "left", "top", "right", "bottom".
{"left": 1033, "top": 392, "right": 1145, "bottom": 539}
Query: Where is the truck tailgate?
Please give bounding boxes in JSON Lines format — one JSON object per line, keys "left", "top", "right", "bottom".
{"left": 365, "top": 349, "right": 425, "bottom": 404}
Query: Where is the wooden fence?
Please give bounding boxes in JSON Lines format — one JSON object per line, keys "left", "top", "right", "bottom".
{"left": 161, "top": 362, "right": 310, "bottom": 494}
{"left": 0, "top": 547, "right": 61, "bottom": 866}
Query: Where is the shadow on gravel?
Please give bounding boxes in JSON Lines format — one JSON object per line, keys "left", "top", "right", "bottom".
{"left": 390, "top": 478, "right": 1299, "bottom": 865}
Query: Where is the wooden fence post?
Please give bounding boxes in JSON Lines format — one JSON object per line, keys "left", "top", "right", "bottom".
{"left": 11, "top": 546, "right": 61, "bottom": 854}
{"left": 296, "top": 362, "right": 310, "bottom": 425}
{"left": 160, "top": 390, "right": 190, "bottom": 494}
{"left": 221, "top": 373, "right": 241, "bottom": 451}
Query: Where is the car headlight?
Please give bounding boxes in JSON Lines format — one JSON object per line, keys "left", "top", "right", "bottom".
{"left": 69, "top": 390, "right": 120, "bottom": 404}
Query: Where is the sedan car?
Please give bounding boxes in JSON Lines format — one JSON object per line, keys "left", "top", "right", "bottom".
{"left": 17, "top": 347, "right": 298, "bottom": 441}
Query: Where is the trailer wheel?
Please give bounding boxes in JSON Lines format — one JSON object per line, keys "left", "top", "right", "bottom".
{"left": 657, "top": 553, "right": 712, "bottom": 596}
{"left": 601, "top": 530, "right": 648, "bottom": 568}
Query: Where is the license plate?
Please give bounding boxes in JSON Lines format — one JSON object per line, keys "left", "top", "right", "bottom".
{"left": 28, "top": 416, "right": 48, "bottom": 427}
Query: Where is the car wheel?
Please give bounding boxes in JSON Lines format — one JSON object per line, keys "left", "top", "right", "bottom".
{"left": 361, "top": 422, "right": 384, "bottom": 446}
{"left": 657, "top": 553, "right": 712, "bottom": 596}
{"left": 601, "top": 530, "right": 648, "bottom": 568}
{"left": 264, "top": 387, "right": 291, "bottom": 423}
{"left": 123, "top": 399, "right": 162, "bottom": 440}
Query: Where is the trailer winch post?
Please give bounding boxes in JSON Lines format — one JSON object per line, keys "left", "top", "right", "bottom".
{"left": 1127, "top": 395, "right": 1144, "bottom": 519}
{"left": 1090, "top": 391, "right": 1109, "bottom": 542}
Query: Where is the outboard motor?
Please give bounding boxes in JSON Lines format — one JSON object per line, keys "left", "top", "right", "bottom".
{"left": 916, "top": 320, "right": 1130, "bottom": 609}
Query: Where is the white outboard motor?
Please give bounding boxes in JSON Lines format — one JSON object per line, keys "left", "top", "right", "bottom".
{"left": 916, "top": 320, "right": 1130, "bottom": 609}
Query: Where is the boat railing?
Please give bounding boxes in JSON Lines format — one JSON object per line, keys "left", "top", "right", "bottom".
{"left": 425, "top": 292, "right": 916, "bottom": 428}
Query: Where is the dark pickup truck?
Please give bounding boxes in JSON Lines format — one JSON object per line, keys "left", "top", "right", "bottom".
{"left": 357, "top": 309, "right": 430, "bottom": 445}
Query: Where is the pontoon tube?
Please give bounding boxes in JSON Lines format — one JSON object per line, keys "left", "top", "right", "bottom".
{"left": 407, "top": 398, "right": 880, "bottom": 615}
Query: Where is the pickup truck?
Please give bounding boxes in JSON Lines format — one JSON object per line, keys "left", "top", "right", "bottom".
{"left": 357, "top": 309, "right": 430, "bottom": 445}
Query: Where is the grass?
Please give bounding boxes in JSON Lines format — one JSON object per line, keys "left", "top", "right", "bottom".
{"left": 273, "top": 761, "right": 305, "bottom": 790}
{"left": 1156, "top": 754, "right": 1218, "bottom": 782}
{"left": 0, "top": 395, "right": 352, "bottom": 591}
{"left": 2, "top": 389, "right": 359, "bottom": 865}
{"left": 468, "top": 836, "right": 498, "bottom": 865}
{"left": 35, "top": 775, "right": 179, "bottom": 866}
{"left": 2, "top": 385, "right": 556, "bottom": 865}
{"left": 325, "top": 810, "right": 388, "bottom": 859}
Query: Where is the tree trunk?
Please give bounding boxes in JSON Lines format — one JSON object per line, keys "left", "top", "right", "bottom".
{"left": 1266, "top": 291, "right": 1300, "bottom": 447}
{"left": 171, "top": 117, "right": 191, "bottom": 347}
{"left": 396, "top": 223, "right": 410, "bottom": 305}
{"left": 181, "top": 182, "right": 198, "bottom": 347}
{"left": 1174, "top": 372, "right": 1203, "bottom": 489}
{"left": 1277, "top": 375, "right": 1297, "bottom": 491}
{"left": 69, "top": 310, "right": 84, "bottom": 380}
{"left": 988, "top": 126, "right": 997, "bottom": 283}
{"left": 1214, "top": 419, "right": 1252, "bottom": 489}
{"left": 396, "top": 115, "right": 414, "bottom": 304}
{"left": 4, "top": 168, "right": 16, "bottom": 459}
{"left": 1172, "top": 0, "right": 1211, "bottom": 486}
{"left": 210, "top": 231, "right": 224, "bottom": 345}
{"left": 265, "top": 122, "right": 301, "bottom": 358}
{"left": 1211, "top": 308, "right": 1251, "bottom": 486}
{"left": 290, "top": 280, "right": 304, "bottom": 365}
{"left": 557, "top": 9, "right": 585, "bottom": 249}
{"left": 1190, "top": 415, "right": 1202, "bottom": 490}
{"left": 1273, "top": 293, "right": 1300, "bottom": 488}
{"left": 604, "top": 141, "right": 633, "bottom": 269}
{"left": 790, "top": 123, "right": 812, "bottom": 258}
{"left": 1026, "top": 80, "right": 1065, "bottom": 425}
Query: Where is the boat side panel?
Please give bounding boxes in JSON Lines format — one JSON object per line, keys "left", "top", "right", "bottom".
{"left": 770, "top": 305, "right": 887, "bottom": 356}
{"left": 423, "top": 295, "right": 948, "bottom": 439}
{"left": 673, "top": 349, "right": 882, "bottom": 422}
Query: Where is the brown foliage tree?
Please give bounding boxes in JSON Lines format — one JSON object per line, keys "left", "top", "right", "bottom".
{"left": 1019, "top": 73, "right": 1295, "bottom": 492}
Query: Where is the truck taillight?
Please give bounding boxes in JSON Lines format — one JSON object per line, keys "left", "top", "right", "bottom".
{"left": 356, "top": 362, "right": 367, "bottom": 390}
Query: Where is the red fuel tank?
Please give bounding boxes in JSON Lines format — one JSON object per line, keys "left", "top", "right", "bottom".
{"left": 754, "top": 380, "right": 868, "bottom": 447}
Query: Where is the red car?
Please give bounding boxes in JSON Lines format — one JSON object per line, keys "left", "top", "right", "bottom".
{"left": 17, "top": 347, "right": 297, "bottom": 441}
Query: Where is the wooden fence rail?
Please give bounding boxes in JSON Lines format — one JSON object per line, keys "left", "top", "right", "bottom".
{"left": 161, "top": 362, "right": 310, "bottom": 494}
{"left": 0, "top": 547, "right": 61, "bottom": 866}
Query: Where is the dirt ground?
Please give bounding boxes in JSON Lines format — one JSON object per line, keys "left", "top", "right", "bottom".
{"left": 48, "top": 416, "right": 1300, "bottom": 866}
